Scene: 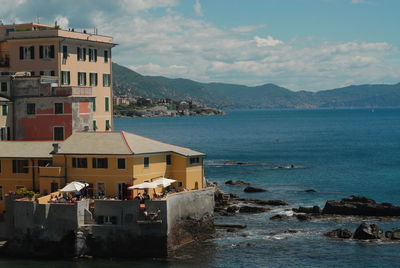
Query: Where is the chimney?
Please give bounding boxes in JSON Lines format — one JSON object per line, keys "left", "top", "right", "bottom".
{"left": 52, "top": 143, "right": 60, "bottom": 154}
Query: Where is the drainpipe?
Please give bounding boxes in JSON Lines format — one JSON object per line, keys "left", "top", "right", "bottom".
{"left": 31, "top": 159, "right": 36, "bottom": 192}
{"left": 63, "top": 154, "right": 67, "bottom": 186}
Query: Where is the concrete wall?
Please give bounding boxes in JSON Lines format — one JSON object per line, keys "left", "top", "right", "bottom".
{"left": 166, "top": 188, "right": 214, "bottom": 234}
{"left": 9, "top": 199, "right": 88, "bottom": 241}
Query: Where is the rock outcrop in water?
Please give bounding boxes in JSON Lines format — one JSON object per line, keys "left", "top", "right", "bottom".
{"left": 225, "top": 180, "right": 250, "bottom": 186}
{"left": 325, "top": 223, "right": 400, "bottom": 241}
{"left": 322, "top": 195, "right": 400, "bottom": 216}
{"left": 243, "top": 186, "right": 269, "bottom": 193}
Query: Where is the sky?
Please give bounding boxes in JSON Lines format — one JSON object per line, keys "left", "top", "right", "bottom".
{"left": 0, "top": 0, "right": 399, "bottom": 91}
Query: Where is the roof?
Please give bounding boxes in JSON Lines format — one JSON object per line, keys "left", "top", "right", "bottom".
{"left": 58, "top": 131, "right": 204, "bottom": 157}
{"left": 0, "top": 141, "right": 56, "bottom": 158}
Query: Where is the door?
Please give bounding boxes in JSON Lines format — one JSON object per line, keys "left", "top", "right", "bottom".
{"left": 117, "top": 183, "right": 126, "bottom": 199}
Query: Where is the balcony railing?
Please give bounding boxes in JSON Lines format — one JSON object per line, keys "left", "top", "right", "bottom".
{"left": 52, "top": 86, "right": 92, "bottom": 96}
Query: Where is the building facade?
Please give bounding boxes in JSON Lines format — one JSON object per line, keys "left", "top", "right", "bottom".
{"left": 0, "top": 22, "right": 115, "bottom": 140}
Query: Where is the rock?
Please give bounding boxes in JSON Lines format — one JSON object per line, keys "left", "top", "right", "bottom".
{"left": 254, "top": 200, "right": 288, "bottom": 206}
{"left": 239, "top": 206, "right": 270, "bottom": 213}
{"left": 226, "top": 205, "right": 240, "bottom": 213}
{"left": 385, "top": 231, "right": 393, "bottom": 239}
{"left": 353, "top": 223, "right": 385, "bottom": 240}
{"left": 270, "top": 214, "right": 290, "bottom": 220}
{"left": 225, "top": 180, "right": 250, "bottom": 186}
{"left": 226, "top": 228, "right": 238, "bottom": 233}
{"left": 243, "top": 186, "right": 269, "bottom": 193}
{"left": 386, "top": 229, "right": 400, "bottom": 240}
{"left": 324, "top": 229, "right": 353, "bottom": 239}
{"left": 297, "top": 189, "right": 317, "bottom": 193}
{"left": 293, "top": 206, "right": 321, "bottom": 214}
{"left": 214, "top": 224, "right": 247, "bottom": 229}
{"left": 218, "top": 211, "right": 235, "bottom": 217}
{"left": 284, "top": 229, "right": 298, "bottom": 234}
{"left": 296, "top": 214, "right": 311, "bottom": 221}
{"left": 322, "top": 196, "right": 400, "bottom": 216}
{"left": 229, "top": 193, "right": 240, "bottom": 199}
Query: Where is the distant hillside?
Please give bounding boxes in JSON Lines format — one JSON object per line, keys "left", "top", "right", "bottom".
{"left": 112, "top": 62, "right": 400, "bottom": 109}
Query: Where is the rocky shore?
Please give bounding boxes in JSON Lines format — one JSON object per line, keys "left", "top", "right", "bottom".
{"left": 213, "top": 180, "right": 400, "bottom": 243}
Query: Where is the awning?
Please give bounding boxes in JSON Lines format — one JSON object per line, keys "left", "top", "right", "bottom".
{"left": 60, "top": 181, "right": 89, "bottom": 192}
{"left": 153, "top": 177, "right": 176, "bottom": 188}
{"left": 128, "top": 182, "right": 159, "bottom": 190}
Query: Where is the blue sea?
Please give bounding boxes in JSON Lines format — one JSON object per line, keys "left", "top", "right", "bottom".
{"left": 2, "top": 109, "right": 400, "bottom": 267}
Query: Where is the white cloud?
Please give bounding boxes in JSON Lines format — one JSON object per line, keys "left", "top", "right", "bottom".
{"left": 55, "top": 15, "right": 69, "bottom": 29}
{"left": 232, "top": 24, "right": 266, "bottom": 33}
{"left": 0, "top": 0, "right": 398, "bottom": 91}
{"left": 193, "top": 0, "right": 204, "bottom": 17}
{"left": 254, "top": 35, "right": 284, "bottom": 47}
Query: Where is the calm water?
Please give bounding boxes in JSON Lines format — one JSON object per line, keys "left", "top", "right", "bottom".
{"left": 2, "top": 109, "right": 400, "bottom": 267}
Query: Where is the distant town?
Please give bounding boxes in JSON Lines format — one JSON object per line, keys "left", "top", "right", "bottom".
{"left": 113, "top": 95, "right": 224, "bottom": 118}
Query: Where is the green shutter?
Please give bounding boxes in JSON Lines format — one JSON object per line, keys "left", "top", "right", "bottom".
{"left": 2, "top": 105, "right": 7, "bottom": 116}
{"left": 93, "top": 99, "right": 96, "bottom": 112}
{"left": 105, "top": 97, "right": 109, "bottom": 112}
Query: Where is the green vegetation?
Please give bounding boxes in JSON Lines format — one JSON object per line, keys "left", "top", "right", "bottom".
{"left": 113, "top": 62, "right": 400, "bottom": 109}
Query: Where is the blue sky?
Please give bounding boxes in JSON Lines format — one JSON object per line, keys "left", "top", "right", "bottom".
{"left": 0, "top": 0, "right": 399, "bottom": 91}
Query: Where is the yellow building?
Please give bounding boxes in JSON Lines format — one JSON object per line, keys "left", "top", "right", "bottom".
{"left": 39, "top": 131, "right": 205, "bottom": 199}
{"left": 0, "top": 22, "right": 115, "bottom": 133}
{"left": 0, "top": 141, "right": 54, "bottom": 212}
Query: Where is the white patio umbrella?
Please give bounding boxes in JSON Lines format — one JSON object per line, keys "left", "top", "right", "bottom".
{"left": 153, "top": 177, "right": 176, "bottom": 188}
{"left": 60, "top": 181, "right": 89, "bottom": 192}
{"left": 128, "top": 182, "right": 159, "bottom": 190}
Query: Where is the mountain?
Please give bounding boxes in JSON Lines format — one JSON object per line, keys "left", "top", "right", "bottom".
{"left": 112, "top": 62, "right": 400, "bottom": 109}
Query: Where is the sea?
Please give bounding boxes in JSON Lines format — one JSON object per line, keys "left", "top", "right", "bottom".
{"left": 2, "top": 109, "right": 400, "bottom": 267}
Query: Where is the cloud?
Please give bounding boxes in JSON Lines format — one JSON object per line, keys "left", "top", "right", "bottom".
{"left": 254, "top": 35, "right": 284, "bottom": 47}
{"left": 0, "top": 0, "right": 398, "bottom": 91}
{"left": 232, "top": 24, "right": 266, "bottom": 33}
{"left": 193, "top": 0, "right": 204, "bottom": 17}
{"left": 55, "top": 15, "right": 69, "bottom": 29}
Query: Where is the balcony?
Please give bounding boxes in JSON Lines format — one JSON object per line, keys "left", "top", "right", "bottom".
{"left": 39, "top": 166, "right": 64, "bottom": 177}
{"left": 52, "top": 86, "right": 92, "bottom": 97}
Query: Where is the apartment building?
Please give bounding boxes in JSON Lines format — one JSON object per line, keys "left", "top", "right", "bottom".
{"left": 0, "top": 22, "right": 115, "bottom": 139}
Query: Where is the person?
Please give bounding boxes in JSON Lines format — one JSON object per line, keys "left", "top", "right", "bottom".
{"left": 143, "top": 210, "right": 148, "bottom": 220}
{"left": 135, "top": 193, "right": 142, "bottom": 200}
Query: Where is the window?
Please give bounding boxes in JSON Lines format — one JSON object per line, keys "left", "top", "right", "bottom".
{"left": 88, "top": 48, "right": 97, "bottom": 62}
{"left": 103, "top": 74, "right": 111, "bottom": 87}
{"left": 105, "top": 120, "right": 111, "bottom": 131}
{"left": 104, "top": 50, "right": 109, "bottom": 63}
{"left": 27, "top": 103, "right": 36, "bottom": 115}
{"left": 61, "top": 71, "right": 70, "bottom": 85}
{"left": 0, "top": 160, "right": 1, "bottom": 173}
{"left": 72, "top": 158, "right": 88, "bottom": 168}
{"left": 12, "top": 160, "right": 29, "bottom": 173}
{"left": 62, "top": 45, "right": 68, "bottom": 59}
{"left": 89, "top": 73, "right": 98, "bottom": 86}
{"left": 105, "top": 97, "right": 109, "bottom": 112}
{"left": 39, "top": 45, "right": 55, "bottom": 59}
{"left": 50, "top": 182, "right": 59, "bottom": 193}
{"left": 190, "top": 157, "right": 200, "bottom": 165}
{"left": 54, "top": 127, "right": 64, "bottom": 141}
{"left": 144, "top": 157, "right": 149, "bottom": 168}
{"left": 166, "top": 154, "right": 171, "bottom": 166}
{"left": 93, "top": 158, "right": 108, "bottom": 169}
{"left": 93, "top": 99, "right": 96, "bottom": 112}
{"left": 1, "top": 82, "right": 7, "bottom": 92}
{"left": 19, "top": 46, "right": 35, "bottom": 60}
{"left": 54, "top": 103, "right": 63, "bottom": 114}
{"left": 2, "top": 105, "right": 7, "bottom": 116}
{"left": 178, "top": 182, "right": 183, "bottom": 187}
{"left": 7, "top": 127, "right": 10, "bottom": 140}
{"left": 77, "top": 47, "right": 86, "bottom": 61}
{"left": 97, "top": 182, "right": 105, "bottom": 196}
{"left": 93, "top": 120, "right": 97, "bottom": 130}
{"left": 117, "top": 158, "right": 126, "bottom": 169}
{"left": 38, "top": 160, "right": 52, "bottom": 167}
{"left": 0, "top": 128, "right": 6, "bottom": 141}
{"left": 0, "top": 186, "right": 3, "bottom": 201}
{"left": 78, "top": 72, "right": 87, "bottom": 86}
